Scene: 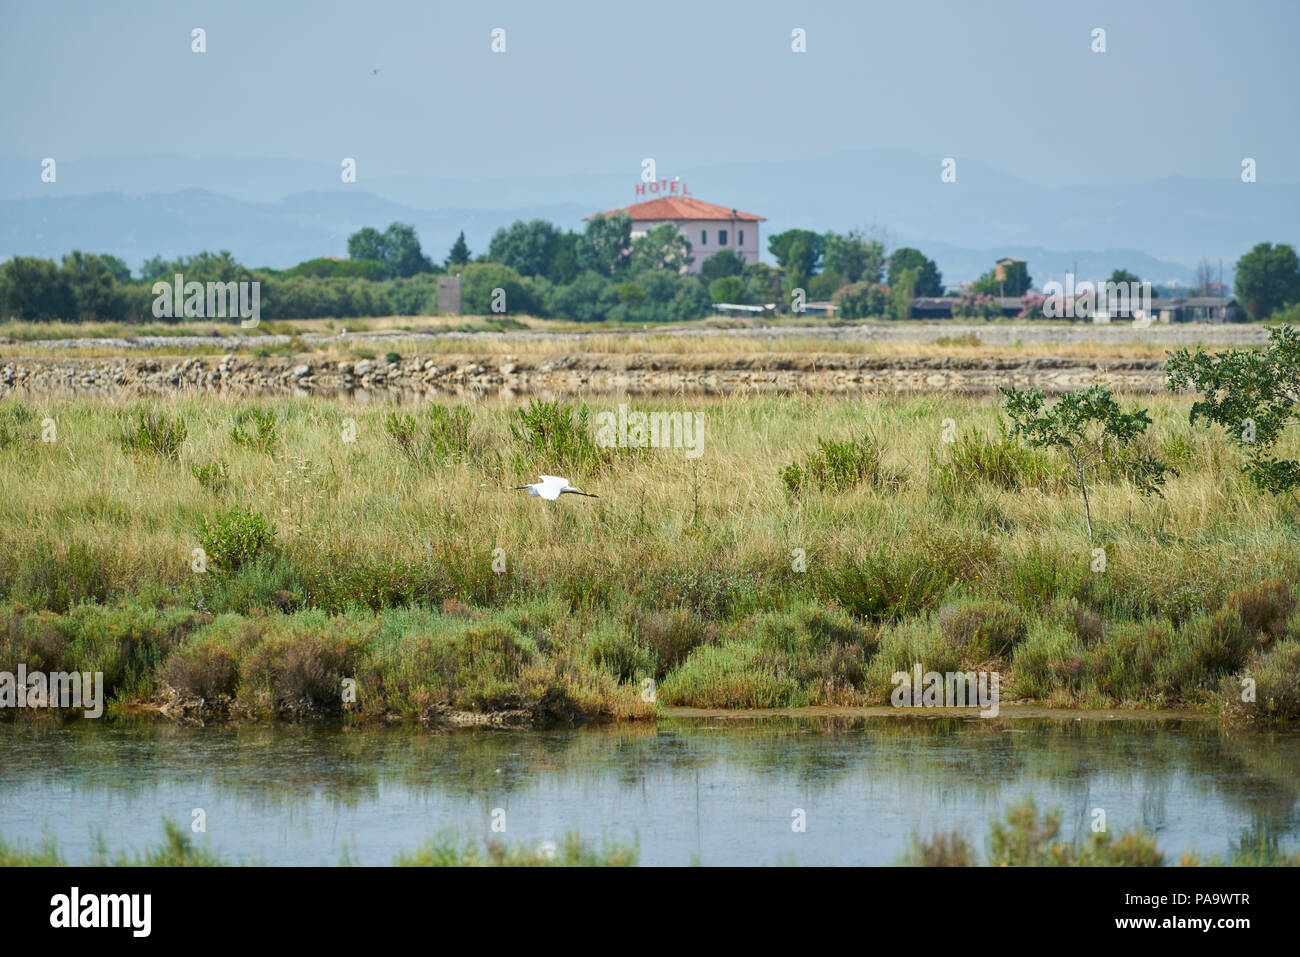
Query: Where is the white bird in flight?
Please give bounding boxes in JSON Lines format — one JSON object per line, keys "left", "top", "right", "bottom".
{"left": 512, "top": 475, "right": 597, "bottom": 500}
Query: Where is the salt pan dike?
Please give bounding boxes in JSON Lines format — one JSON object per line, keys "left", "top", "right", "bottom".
{"left": 1, "top": 351, "right": 1193, "bottom": 398}
{"left": 2, "top": 322, "right": 1280, "bottom": 398}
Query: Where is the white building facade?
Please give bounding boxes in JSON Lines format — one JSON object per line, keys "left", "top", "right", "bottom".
{"left": 588, "top": 196, "right": 765, "bottom": 275}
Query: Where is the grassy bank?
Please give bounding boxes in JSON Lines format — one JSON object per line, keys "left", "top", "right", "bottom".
{"left": 1, "top": 392, "right": 1299, "bottom": 722}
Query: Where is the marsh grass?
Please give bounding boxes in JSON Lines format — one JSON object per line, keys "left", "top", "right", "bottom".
{"left": 1, "top": 392, "right": 1298, "bottom": 716}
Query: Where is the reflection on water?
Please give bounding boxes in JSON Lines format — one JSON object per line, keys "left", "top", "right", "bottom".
{"left": 0, "top": 716, "right": 1296, "bottom": 865}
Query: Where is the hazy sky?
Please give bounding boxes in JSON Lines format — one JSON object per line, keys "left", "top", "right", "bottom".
{"left": 3, "top": 0, "right": 1298, "bottom": 187}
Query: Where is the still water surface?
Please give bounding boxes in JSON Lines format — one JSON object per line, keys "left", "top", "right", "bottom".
{"left": 1, "top": 715, "right": 1296, "bottom": 865}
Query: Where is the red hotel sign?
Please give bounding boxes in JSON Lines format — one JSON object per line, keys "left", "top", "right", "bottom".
{"left": 635, "top": 180, "right": 691, "bottom": 197}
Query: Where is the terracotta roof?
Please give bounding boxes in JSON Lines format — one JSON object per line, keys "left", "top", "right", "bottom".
{"left": 585, "top": 197, "right": 765, "bottom": 222}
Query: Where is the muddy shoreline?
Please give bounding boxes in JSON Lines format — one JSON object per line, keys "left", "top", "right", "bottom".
{"left": 4, "top": 700, "right": 1220, "bottom": 731}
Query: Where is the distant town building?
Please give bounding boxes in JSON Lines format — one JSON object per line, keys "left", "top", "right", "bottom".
{"left": 586, "top": 197, "right": 765, "bottom": 274}
{"left": 1151, "top": 296, "right": 1244, "bottom": 323}
{"left": 994, "top": 258, "right": 1026, "bottom": 281}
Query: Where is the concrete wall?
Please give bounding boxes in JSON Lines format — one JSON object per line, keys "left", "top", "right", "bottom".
{"left": 631, "top": 219, "right": 761, "bottom": 274}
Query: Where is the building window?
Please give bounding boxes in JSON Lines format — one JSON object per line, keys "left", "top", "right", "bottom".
{"left": 701, "top": 230, "right": 707, "bottom": 245}
{"left": 738, "top": 229, "right": 744, "bottom": 246}
{"left": 718, "top": 230, "right": 727, "bottom": 245}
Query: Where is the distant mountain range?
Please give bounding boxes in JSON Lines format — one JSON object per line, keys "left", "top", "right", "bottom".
{"left": 2, "top": 149, "right": 1295, "bottom": 285}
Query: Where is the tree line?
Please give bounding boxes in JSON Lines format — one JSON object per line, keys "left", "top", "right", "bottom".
{"left": 1, "top": 213, "right": 1296, "bottom": 323}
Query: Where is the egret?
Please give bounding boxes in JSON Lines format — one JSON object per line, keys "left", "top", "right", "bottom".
{"left": 512, "top": 475, "right": 597, "bottom": 500}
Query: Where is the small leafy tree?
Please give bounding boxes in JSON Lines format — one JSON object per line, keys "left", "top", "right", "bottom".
{"left": 1165, "top": 324, "right": 1300, "bottom": 494}
{"left": 445, "top": 231, "right": 471, "bottom": 267}
{"left": 1000, "top": 385, "right": 1172, "bottom": 536}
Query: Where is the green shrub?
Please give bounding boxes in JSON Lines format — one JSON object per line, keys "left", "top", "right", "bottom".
{"left": 161, "top": 639, "right": 239, "bottom": 698}
{"left": 1158, "top": 608, "right": 1254, "bottom": 696}
{"left": 819, "top": 533, "right": 997, "bottom": 621}
{"left": 197, "top": 506, "right": 277, "bottom": 573}
{"left": 0, "top": 600, "right": 200, "bottom": 702}
{"left": 429, "top": 404, "right": 473, "bottom": 458}
{"left": 120, "top": 410, "right": 187, "bottom": 460}
{"left": 585, "top": 621, "right": 654, "bottom": 684}
{"left": 750, "top": 604, "right": 875, "bottom": 697}
{"left": 632, "top": 608, "right": 718, "bottom": 679}
{"left": 1225, "top": 579, "right": 1295, "bottom": 644}
{"left": 1010, "top": 621, "right": 1084, "bottom": 701}
{"left": 384, "top": 412, "right": 421, "bottom": 460}
{"left": 1052, "top": 597, "right": 1105, "bottom": 644}
{"left": 189, "top": 458, "right": 231, "bottom": 493}
{"left": 386, "top": 405, "right": 475, "bottom": 465}
{"left": 510, "top": 399, "right": 610, "bottom": 476}
{"left": 230, "top": 407, "right": 277, "bottom": 454}
{"left": 658, "top": 641, "right": 802, "bottom": 708}
{"left": 862, "top": 616, "right": 968, "bottom": 700}
{"left": 781, "top": 435, "right": 897, "bottom": 494}
{"left": 8, "top": 539, "right": 113, "bottom": 612}
{"left": 240, "top": 624, "right": 353, "bottom": 716}
{"left": 1081, "top": 618, "right": 1175, "bottom": 702}
{"left": 1222, "top": 640, "right": 1300, "bottom": 720}
{"left": 936, "top": 599, "right": 1028, "bottom": 660}
{"left": 933, "top": 426, "right": 1061, "bottom": 492}
{"left": 438, "top": 624, "right": 535, "bottom": 711}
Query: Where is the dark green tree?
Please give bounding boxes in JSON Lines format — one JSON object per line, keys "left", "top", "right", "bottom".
{"left": 699, "top": 249, "right": 746, "bottom": 283}
{"left": 62, "top": 251, "right": 124, "bottom": 320}
{"left": 1234, "top": 242, "right": 1300, "bottom": 319}
{"left": 548, "top": 270, "right": 618, "bottom": 322}
{"left": 768, "top": 229, "right": 824, "bottom": 284}
{"left": 824, "top": 229, "right": 886, "bottom": 285}
{"left": 629, "top": 223, "right": 692, "bottom": 274}
{"left": 548, "top": 233, "right": 580, "bottom": 284}
{"left": 889, "top": 267, "right": 918, "bottom": 320}
{"left": 100, "top": 254, "right": 133, "bottom": 284}
{"left": 347, "top": 227, "right": 387, "bottom": 266}
{"left": 382, "top": 223, "right": 432, "bottom": 278}
{"left": 0, "top": 256, "right": 74, "bottom": 321}
{"left": 886, "top": 248, "right": 944, "bottom": 296}
{"left": 445, "top": 231, "right": 471, "bottom": 267}
{"left": 578, "top": 211, "right": 632, "bottom": 277}
{"left": 487, "top": 219, "right": 561, "bottom": 277}
{"left": 709, "top": 276, "right": 746, "bottom": 303}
